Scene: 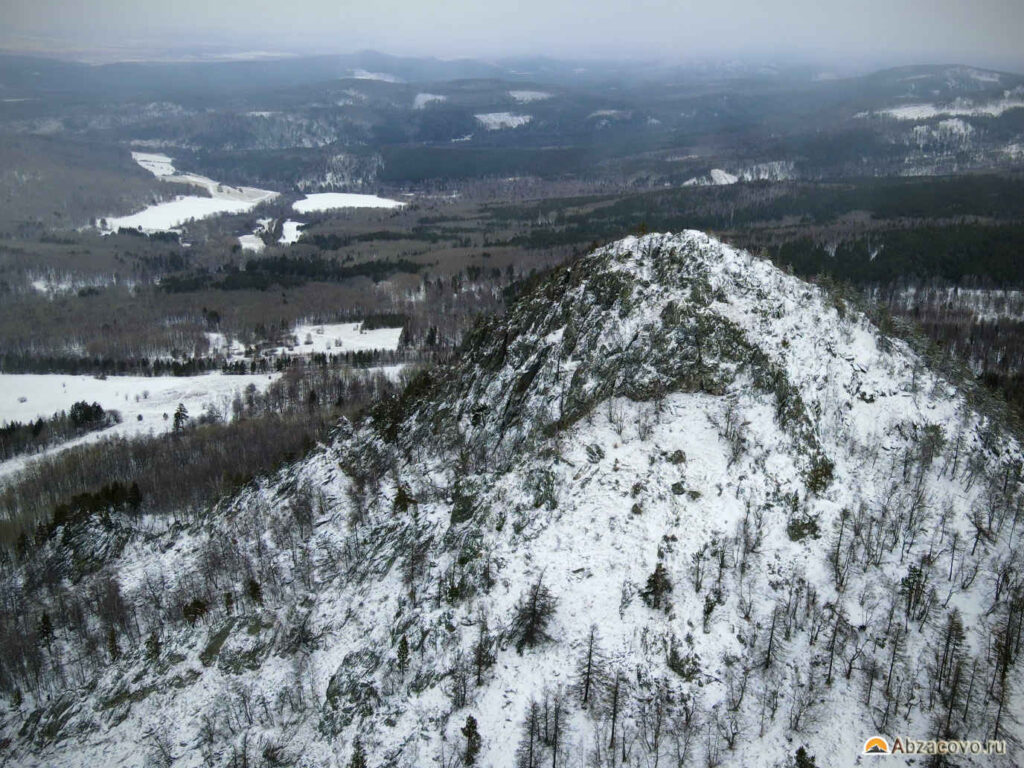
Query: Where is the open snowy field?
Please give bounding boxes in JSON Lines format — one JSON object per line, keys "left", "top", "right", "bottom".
{"left": 474, "top": 112, "right": 532, "bottom": 129}
{"left": 278, "top": 219, "right": 305, "bottom": 243}
{"left": 281, "top": 322, "right": 403, "bottom": 355}
{"left": 413, "top": 93, "right": 446, "bottom": 109}
{"left": 508, "top": 90, "right": 551, "bottom": 103}
{"left": 683, "top": 168, "right": 739, "bottom": 186}
{"left": 103, "top": 152, "right": 278, "bottom": 233}
{"left": 860, "top": 94, "right": 1024, "bottom": 120}
{"left": 237, "top": 233, "right": 265, "bottom": 252}
{"left": 105, "top": 196, "right": 264, "bottom": 232}
{"left": 292, "top": 193, "right": 404, "bottom": 213}
{"left": 0, "top": 371, "right": 279, "bottom": 479}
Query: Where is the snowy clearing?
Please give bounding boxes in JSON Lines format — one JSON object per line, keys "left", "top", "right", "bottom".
{"left": 683, "top": 168, "right": 739, "bottom": 186}
{"left": 0, "top": 372, "right": 279, "bottom": 480}
{"left": 276, "top": 322, "right": 403, "bottom": 355}
{"left": 278, "top": 219, "right": 305, "bottom": 244}
{"left": 238, "top": 217, "right": 274, "bottom": 251}
{"left": 237, "top": 233, "right": 264, "bottom": 252}
{"left": 587, "top": 109, "right": 628, "bottom": 119}
{"left": 508, "top": 90, "right": 551, "bottom": 103}
{"left": 349, "top": 69, "right": 401, "bottom": 83}
{"left": 474, "top": 112, "right": 532, "bottom": 130}
{"left": 292, "top": 193, "right": 404, "bottom": 213}
{"left": 861, "top": 95, "right": 1024, "bottom": 120}
{"left": 106, "top": 197, "right": 258, "bottom": 232}
{"left": 103, "top": 152, "right": 278, "bottom": 233}
{"left": 413, "top": 93, "right": 446, "bottom": 109}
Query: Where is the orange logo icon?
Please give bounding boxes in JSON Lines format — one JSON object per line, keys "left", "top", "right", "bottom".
{"left": 864, "top": 737, "right": 889, "bottom": 755}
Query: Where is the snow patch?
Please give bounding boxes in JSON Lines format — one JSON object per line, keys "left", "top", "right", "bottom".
{"left": 684, "top": 168, "right": 739, "bottom": 186}
{"left": 292, "top": 193, "right": 404, "bottom": 213}
{"left": 278, "top": 219, "right": 305, "bottom": 244}
{"left": 276, "top": 322, "right": 403, "bottom": 356}
{"left": 474, "top": 112, "right": 532, "bottom": 130}
{"left": 508, "top": 90, "right": 551, "bottom": 103}
{"left": 103, "top": 152, "right": 278, "bottom": 233}
{"left": 0, "top": 371, "right": 278, "bottom": 479}
{"left": 349, "top": 69, "right": 401, "bottom": 83}
{"left": 412, "top": 93, "right": 446, "bottom": 109}
{"left": 237, "top": 234, "right": 265, "bottom": 252}
{"left": 863, "top": 93, "right": 1024, "bottom": 120}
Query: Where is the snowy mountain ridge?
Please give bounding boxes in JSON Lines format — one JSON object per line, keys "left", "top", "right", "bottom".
{"left": 4, "top": 232, "right": 1024, "bottom": 768}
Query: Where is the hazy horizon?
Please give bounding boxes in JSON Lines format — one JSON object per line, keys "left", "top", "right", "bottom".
{"left": 3, "top": 0, "right": 1023, "bottom": 72}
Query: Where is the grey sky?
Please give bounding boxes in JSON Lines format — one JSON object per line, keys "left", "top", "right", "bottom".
{"left": 4, "top": 0, "right": 1023, "bottom": 70}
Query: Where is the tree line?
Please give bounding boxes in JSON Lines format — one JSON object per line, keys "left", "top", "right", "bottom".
{"left": 0, "top": 401, "right": 120, "bottom": 462}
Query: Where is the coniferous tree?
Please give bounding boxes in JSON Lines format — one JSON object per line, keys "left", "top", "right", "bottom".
{"left": 462, "top": 715, "right": 481, "bottom": 766}
{"left": 397, "top": 634, "right": 410, "bottom": 676}
{"left": 145, "top": 631, "right": 161, "bottom": 661}
{"left": 172, "top": 403, "right": 189, "bottom": 432}
{"left": 516, "top": 701, "right": 541, "bottom": 768}
{"left": 547, "top": 692, "right": 568, "bottom": 768}
{"left": 641, "top": 562, "right": 672, "bottom": 611}
{"left": 574, "top": 625, "right": 606, "bottom": 708}
{"left": 607, "top": 669, "right": 624, "bottom": 756}
{"left": 794, "top": 746, "right": 817, "bottom": 768}
{"left": 37, "top": 613, "right": 53, "bottom": 652}
{"left": 472, "top": 619, "right": 495, "bottom": 686}
{"left": 510, "top": 577, "right": 558, "bottom": 653}
{"left": 107, "top": 627, "right": 120, "bottom": 662}
{"left": 348, "top": 738, "right": 367, "bottom": 768}
{"left": 246, "top": 577, "right": 263, "bottom": 606}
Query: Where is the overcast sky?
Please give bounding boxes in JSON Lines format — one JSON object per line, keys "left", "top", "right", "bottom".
{"left": 4, "top": 0, "right": 1023, "bottom": 70}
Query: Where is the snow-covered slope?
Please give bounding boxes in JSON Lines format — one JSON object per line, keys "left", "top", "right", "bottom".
{"left": 5, "top": 232, "right": 1024, "bottom": 768}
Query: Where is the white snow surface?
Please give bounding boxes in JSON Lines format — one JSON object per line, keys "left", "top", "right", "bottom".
{"left": 238, "top": 217, "right": 274, "bottom": 251}
{"left": 9, "top": 232, "right": 1024, "bottom": 768}
{"left": 508, "top": 90, "right": 552, "bottom": 103}
{"left": 349, "top": 69, "right": 402, "bottom": 83}
{"left": 862, "top": 93, "right": 1024, "bottom": 120}
{"left": 103, "top": 152, "right": 278, "bottom": 233}
{"left": 275, "top": 322, "right": 403, "bottom": 355}
{"left": 236, "top": 233, "right": 264, "bottom": 252}
{"left": 292, "top": 193, "right": 405, "bottom": 213}
{"left": 738, "top": 160, "right": 796, "bottom": 181}
{"left": 0, "top": 371, "right": 278, "bottom": 480}
{"left": 131, "top": 151, "right": 176, "bottom": 177}
{"left": 278, "top": 219, "right": 305, "bottom": 244}
{"left": 413, "top": 93, "right": 446, "bottom": 109}
{"left": 474, "top": 112, "right": 532, "bottom": 130}
{"left": 684, "top": 168, "right": 739, "bottom": 186}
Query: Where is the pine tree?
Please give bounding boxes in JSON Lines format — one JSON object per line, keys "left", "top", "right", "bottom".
{"left": 246, "top": 577, "right": 263, "bottom": 605}
{"left": 393, "top": 485, "right": 414, "bottom": 515}
{"left": 107, "top": 627, "right": 120, "bottom": 662}
{"left": 397, "top": 634, "right": 409, "bottom": 675}
{"left": 641, "top": 562, "right": 672, "bottom": 611}
{"left": 172, "top": 403, "right": 189, "bottom": 432}
{"left": 510, "top": 577, "right": 558, "bottom": 653}
{"left": 516, "top": 701, "right": 541, "bottom": 768}
{"left": 348, "top": 738, "right": 367, "bottom": 768}
{"left": 575, "top": 625, "right": 606, "bottom": 707}
{"left": 145, "top": 631, "right": 161, "bottom": 661}
{"left": 548, "top": 692, "right": 569, "bottom": 768}
{"left": 37, "top": 612, "right": 53, "bottom": 651}
{"left": 794, "top": 746, "right": 817, "bottom": 768}
{"left": 473, "top": 618, "right": 495, "bottom": 685}
{"left": 607, "top": 669, "right": 624, "bottom": 755}
{"left": 462, "top": 715, "right": 481, "bottom": 765}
